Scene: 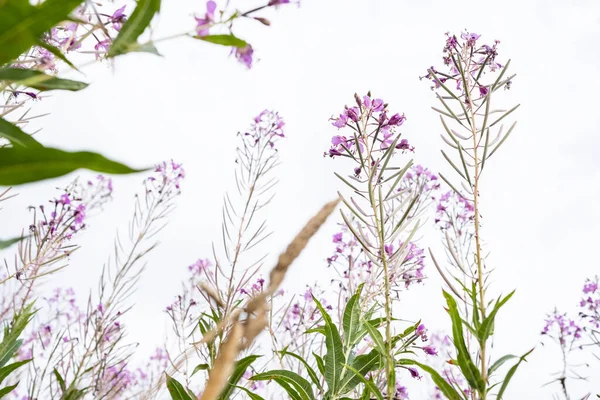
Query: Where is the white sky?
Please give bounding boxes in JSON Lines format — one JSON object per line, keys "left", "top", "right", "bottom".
{"left": 4, "top": 0, "right": 600, "bottom": 398}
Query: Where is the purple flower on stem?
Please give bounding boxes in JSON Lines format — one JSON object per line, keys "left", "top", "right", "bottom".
{"left": 422, "top": 345, "right": 437, "bottom": 355}
{"left": 110, "top": 6, "right": 127, "bottom": 31}
{"left": 195, "top": 1, "right": 217, "bottom": 37}
{"left": 234, "top": 44, "right": 254, "bottom": 68}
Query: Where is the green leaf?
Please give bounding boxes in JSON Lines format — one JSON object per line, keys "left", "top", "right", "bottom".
{"left": 0, "top": 236, "right": 26, "bottom": 250}
{"left": 108, "top": 0, "right": 161, "bottom": 57}
{"left": 0, "top": 147, "right": 147, "bottom": 186}
{"left": 0, "top": 359, "right": 30, "bottom": 385}
{"left": 0, "top": 382, "right": 18, "bottom": 398}
{"left": 398, "top": 359, "right": 462, "bottom": 400}
{"left": 313, "top": 352, "right": 325, "bottom": 376}
{"left": 0, "top": 303, "right": 35, "bottom": 368}
{"left": 496, "top": 348, "right": 534, "bottom": 399}
{"left": 339, "top": 349, "right": 381, "bottom": 394}
{"left": 0, "top": 0, "right": 83, "bottom": 66}
{"left": 217, "top": 354, "right": 261, "bottom": 400}
{"left": 191, "top": 363, "right": 209, "bottom": 377}
{"left": 362, "top": 320, "right": 386, "bottom": 360}
{"left": 233, "top": 386, "right": 265, "bottom": 400}
{"left": 0, "top": 68, "right": 87, "bottom": 91}
{"left": 342, "top": 284, "right": 364, "bottom": 348}
{"left": 487, "top": 354, "right": 518, "bottom": 377}
{"left": 340, "top": 364, "right": 383, "bottom": 400}
{"left": 443, "top": 291, "right": 485, "bottom": 392}
{"left": 312, "top": 296, "right": 344, "bottom": 395}
{"left": 165, "top": 374, "right": 194, "bottom": 400}
{"left": 477, "top": 291, "right": 515, "bottom": 343}
{"left": 251, "top": 370, "right": 314, "bottom": 400}
{"left": 197, "top": 34, "right": 247, "bottom": 48}
{"left": 0, "top": 117, "right": 42, "bottom": 148}
{"left": 279, "top": 349, "right": 323, "bottom": 391}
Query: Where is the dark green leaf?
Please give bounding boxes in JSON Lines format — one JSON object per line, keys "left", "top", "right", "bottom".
{"left": 0, "top": 117, "right": 42, "bottom": 148}
{"left": 340, "top": 364, "right": 383, "bottom": 400}
{"left": 0, "top": 68, "right": 87, "bottom": 91}
{"left": 165, "top": 374, "right": 194, "bottom": 400}
{"left": 339, "top": 349, "right": 381, "bottom": 394}
{"left": 443, "top": 291, "right": 485, "bottom": 392}
{"left": 312, "top": 296, "right": 344, "bottom": 395}
{"left": 313, "top": 353, "right": 325, "bottom": 376}
{"left": 398, "top": 359, "right": 462, "bottom": 400}
{"left": 251, "top": 370, "right": 314, "bottom": 400}
{"left": 342, "top": 284, "right": 364, "bottom": 348}
{"left": 0, "top": 147, "right": 147, "bottom": 186}
{"left": 0, "top": 359, "right": 30, "bottom": 385}
{"left": 0, "top": 0, "right": 83, "bottom": 66}
{"left": 496, "top": 348, "right": 534, "bottom": 399}
{"left": 108, "top": 0, "right": 161, "bottom": 57}
{"left": 477, "top": 291, "right": 515, "bottom": 343}
{"left": 233, "top": 386, "right": 265, "bottom": 400}
{"left": 488, "top": 354, "right": 518, "bottom": 377}
{"left": 197, "top": 34, "right": 247, "bottom": 48}
{"left": 279, "top": 349, "right": 322, "bottom": 391}
{"left": 0, "top": 383, "right": 18, "bottom": 398}
{"left": 0, "top": 303, "right": 35, "bottom": 368}
{"left": 217, "top": 354, "right": 261, "bottom": 400}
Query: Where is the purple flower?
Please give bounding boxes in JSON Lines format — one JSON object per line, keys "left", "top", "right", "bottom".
{"left": 422, "top": 345, "right": 437, "bottom": 355}
{"left": 331, "top": 113, "right": 348, "bottom": 128}
{"left": 461, "top": 31, "right": 481, "bottom": 47}
{"left": 234, "top": 44, "right": 254, "bottom": 68}
{"left": 195, "top": 1, "right": 217, "bottom": 37}
{"left": 479, "top": 85, "right": 489, "bottom": 97}
{"left": 408, "top": 367, "right": 421, "bottom": 379}
{"left": 110, "top": 6, "right": 127, "bottom": 31}
{"left": 416, "top": 323, "right": 428, "bottom": 341}
{"left": 346, "top": 107, "right": 360, "bottom": 123}
{"left": 332, "top": 232, "right": 343, "bottom": 243}
{"left": 94, "top": 40, "right": 110, "bottom": 59}
{"left": 188, "top": 258, "right": 212, "bottom": 275}
{"left": 268, "top": 0, "right": 291, "bottom": 5}
{"left": 387, "top": 113, "right": 406, "bottom": 127}
{"left": 59, "top": 193, "right": 71, "bottom": 205}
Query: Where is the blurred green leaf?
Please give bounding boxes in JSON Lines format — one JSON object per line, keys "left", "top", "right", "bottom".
{"left": 477, "top": 291, "right": 515, "bottom": 343}
{"left": 0, "top": 147, "right": 147, "bottom": 186}
{"left": 312, "top": 296, "right": 344, "bottom": 395}
{"left": 339, "top": 349, "right": 381, "bottom": 394}
{"left": 233, "top": 386, "right": 265, "bottom": 400}
{"left": 0, "top": 236, "right": 26, "bottom": 250}
{"left": 313, "top": 352, "right": 325, "bottom": 376}
{"left": 496, "top": 348, "right": 534, "bottom": 399}
{"left": 191, "top": 363, "right": 209, "bottom": 377}
{"left": 108, "top": 0, "right": 161, "bottom": 57}
{"left": 165, "top": 374, "right": 194, "bottom": 400}
{"left": 197, "top": 34, "right": 247, "bottom": 48}
{"left": 251, "top": 370, "right": 314, "bottom": 400}
{"left": 0, "top": 359, "right": 30, "bottom": 385}
{"left": 0, "top": 383, "right": 18, "bottom": 398}
{"left": 488, "top": 354, "right": 518, "bottom": 377}
{"left": 217, "top": 354, "right": 261, "bottom": 400}
{"left": 398, "top": 359, "right": 462, "bottom": 400}
{"left": 53, "top": 368, "right": 66, "bottom": 392}
{"left": 0, "top": 68, "right": 87, "bottom": 91}
{"left": 0, "top": 0, "right": 83, "bottom": 66}
{"left": 443, "top": 291, "right": 485, "bottom": 392}
{"left": 0, "top": 117, "right": 42, "bottom": 148}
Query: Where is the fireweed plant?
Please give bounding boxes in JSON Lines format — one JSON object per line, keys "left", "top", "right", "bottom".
{"left": 541, "top": 276, "right": 600, "bottom": 399}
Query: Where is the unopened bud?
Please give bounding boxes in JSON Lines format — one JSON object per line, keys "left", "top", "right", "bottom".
{"left": 254, "top": 17, "right": 271, "bottom": 26}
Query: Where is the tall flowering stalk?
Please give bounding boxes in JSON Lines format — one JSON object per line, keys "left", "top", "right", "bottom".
{"left": 420, "top": 31, "right": 530, "bottom": 399}
{"left": 326, "top": 93, "right": 436, "bottom": 398}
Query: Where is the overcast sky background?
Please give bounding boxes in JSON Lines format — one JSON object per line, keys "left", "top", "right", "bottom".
{"left": 3, "top": 0, "right": 600, "bottom": 398}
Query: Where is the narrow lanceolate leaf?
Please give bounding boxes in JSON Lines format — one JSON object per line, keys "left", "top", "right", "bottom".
{"left": 165, "top": 374, "right": 194, "bottom": 400}
{"left": 397, "top": 359, "right": 462, "bottom": 400}
{"left": 339, "top": 349, "right": 381, "bottom": 394}
{"left": 342, "top": 284, "right": 364, "bottom": 348}
{"left": 0, "top": 236, "right": 25, "bottom": 250}
{"left": 251, "top": 370, "right": 315, "bottom": 400}
{"left": 312, "top": 296, "right": 344, "bottom": 395}
{"left": 0, "top": 303, "right": 35, "bottom": 368}
{"left": 279, "top": 350, "right": 323, "bottom": 391}
{"left": 197, "top": 34, "right": 248, "bottom": 48}
{"left": 477, "top": 291, "right": 515, "bottom": 343}
{"left": 0, "top": 383, "right": 18, "bottom": 398}
{"left": 0, "top": 68, "right": 88, "bottom": 91}
{"left": 487, "top": 354, "right": 518, "bottom": 377}
{"left": 191, "top": 363, "right": 209, "bottom": 377}
{"left": 340, "top": 364, "right": 383, "bottom": 400}
{"left": 233, "top": 386, "right": 265, "bottom": 400}
{"left": 0, "top": 117, "right": 42, "bottom": 148}
{"left": 443, "top": 291, "right": 485, "bottom": 392}
{"left": 0, "top": 359, "right": 30, "bottom": 385}
{"left": 217, "top": 355, "right": 261, "bottom": 400}
{"left": 496, "top": 348, "right": 534, "bottom": 399}
{"left": 0, "top": 147, "right": 147, "bottom": 186}
{"left": 0, "top": 0, "right": 83, "bottom": 66}
{"left": 108, "top": 0, "right": 161, "bottom": 57}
